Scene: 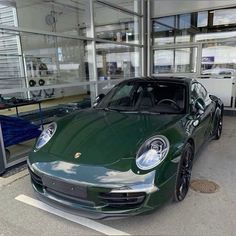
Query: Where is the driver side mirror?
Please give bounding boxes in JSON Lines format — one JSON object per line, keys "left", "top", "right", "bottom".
{"left": 194, "top": 98, "right": 205, "bottom": 114}
{"left": 93, "top": 93, "right": 105, "bottom": 107}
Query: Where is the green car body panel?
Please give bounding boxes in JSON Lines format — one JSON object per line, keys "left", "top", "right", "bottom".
{"left": 28, "top": 77, "right": 223, "bottom": 219}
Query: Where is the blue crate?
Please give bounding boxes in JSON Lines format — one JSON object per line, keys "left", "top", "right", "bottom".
{"left": 0, "top": 115, "right": 41, "bottom": 147}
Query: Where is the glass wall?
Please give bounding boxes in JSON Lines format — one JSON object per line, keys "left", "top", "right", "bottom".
{"left": 151, "top": 4, "right": 236, "bottom": 110}
{"left": 153, "top": 47, "right": 197, "bottom": 74}
{"left": 151, "top": 6, "right": 236, "bottom": 76}
{"left": 201, "top": 42, "right": 236, "bottom": 75}
{"left": 96, "top": 43, "right": 141, "bottom": 80}
{"left": 94, "top": 2, "right": 141, "bottom": 44}
{"left": 15, "top": 0, "right": 92, "bottom": 37}
{"left": 102, "top": 0, "right": 141, "bottom": 14}
{"left": 21, "top": 33, "right": 91, "bottom": 90}
{"left": 152, "top": 14, "right": 193, "bottom": 46}
{"left": 0, "top": 0, "right": 144, "bottom": 168}
{"left": 94, "top": 0, "right": 143, "bottom": 98}
{"left": 0, "top": 28, "right": 24, "bottom": 91}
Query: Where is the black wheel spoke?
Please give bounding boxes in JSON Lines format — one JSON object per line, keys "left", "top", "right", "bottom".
{"left": 175, "top": 145, "right": 193, "bottom": 201}
{"left": 215, "top": 111, "right": 223, "bottom": 140}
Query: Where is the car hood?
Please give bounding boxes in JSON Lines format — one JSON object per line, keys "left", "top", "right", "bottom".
{"left": 42, "top": 109, "right": 184, "bottom": 166}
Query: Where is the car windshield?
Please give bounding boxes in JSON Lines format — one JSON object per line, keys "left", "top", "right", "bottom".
{"left": 96, "top": 80, "right": 186, "bottom": 114}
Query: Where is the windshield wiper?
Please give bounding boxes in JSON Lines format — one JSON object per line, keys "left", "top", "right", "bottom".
{"left": 139, "top": 111, "right": 160, "bottom": 114}
{"left": 102, "top": 107, "right": 121, "bottom": 112}
{"left": 96, "top": 107, "right": 161, "bottom": 114}
{"left": 125, "top": 110, "right": 160, "bottom": 115}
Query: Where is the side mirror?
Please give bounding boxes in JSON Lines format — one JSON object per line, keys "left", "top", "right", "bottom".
{"left": 195, "top": 98, "right": 205, "bottom": 114}
{"left": 93, "top": 93, "right": 105, "bottom": 107}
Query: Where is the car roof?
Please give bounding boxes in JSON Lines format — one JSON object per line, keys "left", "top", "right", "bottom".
{"left": 123, "top": 77, "right": 193, "bottom": 85}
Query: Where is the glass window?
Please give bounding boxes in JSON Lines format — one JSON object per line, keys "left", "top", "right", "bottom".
{"left": 175, "top": 35, "right": 191, "bottom": 44}
{"left": 94, "top": 2, "right": 141, "bottom": 44}
{"left": 153, "top": 49, "right": 174, "bottom": 73}
{"left": 0, "top": 30, "right": 24, "bottom": 90}
{"left": 154, "top": 16, "right": 175, "bottom": 32}
{"left": 152, "top": 14, "right": 193, "bottom": 46}
{"left": 196, "top": 31, "right": 236, "bottom": 43}
{"left": 197, "top": 11, "right": 208, "bottom": 27}
{"left": 0, "top": 30, "right": 21, "bottom": 55}
{"left": 0, "top": 55, "right": 24, "bottom": 89}
{"left": 20, "top": 33, "right": 92, "bottom": 92}
{"left": 213, "top": 8, "right": 236, "bottom": 26}
{"left": 153, "top": 35, "right": 175, "bottom": 46}
{"left": 201, "top": 42, "right": 236, "bottom": 77}
{"left": 0, "top": 3, "right": 18, "bottom": 27}
{"left": 15, "top": 0, "right": 92, "bottom": 37}
{"left": 152, "top": 17, "right": 175, "bottom": 45}
{"left": 153, "top": 47, "right": 197, "bottom": 74}
{"left": 179, "top": 14, "right": 191, "bottom": 29}
{"left": 152, "top": 8, "right": 236, "bottom": 46}
{"left": 175, "top": 48, "right": 197, "bottom": 73}
{"left": 96, "top": 43, "right": 141, "bottom": 80}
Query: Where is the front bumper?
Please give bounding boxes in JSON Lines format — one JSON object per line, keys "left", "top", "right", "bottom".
{"left": 27, "top": 159, "right": 174, "bottom": 219}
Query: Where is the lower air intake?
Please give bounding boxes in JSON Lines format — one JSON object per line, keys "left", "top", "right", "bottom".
{"left": 99, "top": 192, "right": 146, "bottom": 208}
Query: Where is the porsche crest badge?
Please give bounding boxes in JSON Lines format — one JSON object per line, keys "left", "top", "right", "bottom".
{"left": 74, "top": 152, "right": 82, "bottom": 159}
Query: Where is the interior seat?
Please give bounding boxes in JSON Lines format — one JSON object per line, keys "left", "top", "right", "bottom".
{"left": 135, "top": 90, "right": 155, "bottom": 109}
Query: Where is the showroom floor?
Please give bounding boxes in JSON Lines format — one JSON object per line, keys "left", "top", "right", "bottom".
{"left": 0, "top": 116, "right": 235, "bottom": 236}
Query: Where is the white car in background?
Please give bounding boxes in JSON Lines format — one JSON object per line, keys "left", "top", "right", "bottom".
{"left": 202, "top": 67, "right": 236, "bottom": 78}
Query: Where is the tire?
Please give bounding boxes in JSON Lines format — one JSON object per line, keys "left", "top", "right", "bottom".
{"left": 214, "top": 109, "right": 223, "bottom": 140}
{"left": 173, "top": 143, "right": 194, "bottom": 202}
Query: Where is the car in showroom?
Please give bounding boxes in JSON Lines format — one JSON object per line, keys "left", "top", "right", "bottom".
{"left": 27, "top": 77, "right": 223, "bottom": 219}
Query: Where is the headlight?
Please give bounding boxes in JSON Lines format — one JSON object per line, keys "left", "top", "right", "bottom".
{"left": 136, "top": 135, "right": 170, "bottom": 170}
{"left": 35, "top": 122, "right": 57, "bottom": 150}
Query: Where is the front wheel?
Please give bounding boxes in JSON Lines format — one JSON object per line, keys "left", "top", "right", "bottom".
{"left": 173, "top": 143, "right": 194, "bottom": 202}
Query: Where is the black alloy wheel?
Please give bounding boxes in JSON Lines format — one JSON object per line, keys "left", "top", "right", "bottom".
{"left": 174, "top": 143, "right": 193, "bottom": 202}
{"left": 215, "top": 112, "right": 223, "bottom": 140}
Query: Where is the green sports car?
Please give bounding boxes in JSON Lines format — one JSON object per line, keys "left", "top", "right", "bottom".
{"left": 27, "top": 77, "right": 223, "bottom": 219}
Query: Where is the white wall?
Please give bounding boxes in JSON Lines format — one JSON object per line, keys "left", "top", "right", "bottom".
{"left": 152, "top": 0, "right": 236, "bottom": 17}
